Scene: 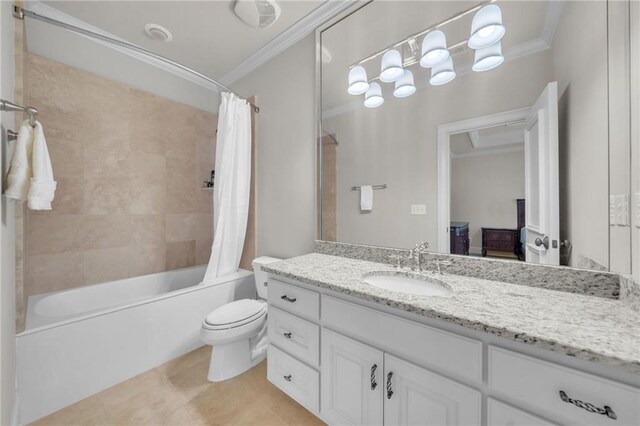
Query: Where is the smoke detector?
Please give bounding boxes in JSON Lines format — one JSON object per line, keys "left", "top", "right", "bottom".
{"left": 144, "top": 23, "right": 173, "bottom": 42}
{"left": 234, "top": 0, "right": 281, "bottom": 29}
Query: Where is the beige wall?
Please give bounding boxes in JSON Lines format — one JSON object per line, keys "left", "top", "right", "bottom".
{"left": 0, "top": 0, "right": 17, "bottom": 422}
{"left": 324, "top": 51, "right": 552, "bottom": 249}
{"left": 553, "top": 0, "right": 609, "bottom": 270}
{"left": 451, "top": 151, "right": 525, "bottom": 253}
{"left": 24, "top": 54, "right": 217, "bottom": 297}
{"left": 233, "top": 34, "right": 317, "bottom": 259}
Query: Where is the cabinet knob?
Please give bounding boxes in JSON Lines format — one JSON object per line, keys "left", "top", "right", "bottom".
{"left": 283, "top": 332, "right": 292, "bottom": 339}
{"left": 283, "top": 375, "right": 292, "bottom": 382}
{"left": 386, "top": 372, "right": 394, "bottom": 399}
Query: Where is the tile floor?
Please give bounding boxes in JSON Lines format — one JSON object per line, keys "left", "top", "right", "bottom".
{"left": 31, "top": 347, "right": 325, "bottom": 425}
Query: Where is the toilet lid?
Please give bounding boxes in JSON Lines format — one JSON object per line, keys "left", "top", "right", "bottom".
{"left": 204, "top": 299, "right": 266, "bottom": 329}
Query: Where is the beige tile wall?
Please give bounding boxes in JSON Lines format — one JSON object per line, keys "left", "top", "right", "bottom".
{"left": 24, "top": 53, "right": 218, "bottom": 296}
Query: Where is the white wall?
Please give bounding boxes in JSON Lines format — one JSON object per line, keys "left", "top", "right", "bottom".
{"left": 232, "top": 34, "right": 317, "bottom": 258}
{"left": 632, "top": 0, "right": 640, "bottom": 281}
{"left": 0, "top": 1, "right": 17, "bottom": 423}
{"left": 451, "top": 151, "right": 525, "bottom": 253}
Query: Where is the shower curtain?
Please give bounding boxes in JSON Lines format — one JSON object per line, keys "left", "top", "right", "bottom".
{"left": 203, "top": 93, "right": 251, "bottom": 281}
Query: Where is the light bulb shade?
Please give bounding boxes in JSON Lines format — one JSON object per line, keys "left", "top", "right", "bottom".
{"left": 364, "top": 82, "right": 384, "bottom": 108}
{"left": 348, "top": 66, "right": 369, "bottom": 95}
{"left": 393, "top": 70, "right": 416, "bottom": 98}
{"left": 430, "top": 58, "right": 456, "bottom": 86}
{"left": 379, "top": 49, "right": 404, "bottom": 82}
{"left": 472, "top": 41, "right": 504, "bottom": 72}
{"left": 420, "top": 30, "right": 450, "bottom": 68}
{"left": 468, "top": 4, "right": 505, "bottom": 49}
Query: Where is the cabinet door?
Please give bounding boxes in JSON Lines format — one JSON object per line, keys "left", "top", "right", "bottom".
{"left": 321, "top": 329, "right": 383, "bottom": 425}
{"left": 384, "top": 354, "right": 481, "bottom": 425}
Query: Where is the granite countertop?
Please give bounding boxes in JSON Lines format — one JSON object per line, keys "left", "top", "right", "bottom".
{"left": 263, "top": 253, "right": 640, "bottom": 374}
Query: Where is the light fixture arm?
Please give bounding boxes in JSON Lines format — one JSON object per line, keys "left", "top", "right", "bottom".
{"left": 348, "top": 0, "right": 496, "bottom": 70}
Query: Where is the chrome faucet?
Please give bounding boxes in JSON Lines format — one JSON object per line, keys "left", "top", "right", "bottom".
{"left": 410, "top": 242, "right": 430, "bottom": 272}
{"left": 434, "top": 259, "right": 452, "bottom": 275}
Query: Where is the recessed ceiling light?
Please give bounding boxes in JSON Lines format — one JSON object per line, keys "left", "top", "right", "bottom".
{"left": 234, "top": 0, "right": 281, "bottom": 29}
{"left": 144, "top": 23, "right": 173, "bottom": 42}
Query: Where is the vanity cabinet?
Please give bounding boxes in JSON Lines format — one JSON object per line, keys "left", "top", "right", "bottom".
{"left": 266, "top": 277, "right": 640, "bottom": 426}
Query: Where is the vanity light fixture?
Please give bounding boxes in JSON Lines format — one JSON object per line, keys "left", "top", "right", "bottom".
{"left": 420, "top": 30, "right": 450, "bottom": 68}
{"left": 468, "top": 4, "right": 505, "bottom": 50}
{"left": 348, "top": 66, "right": 370, "bottom": 95}
{"left": 364, "top": 82, "right": 384, "bottom": 108}
{"left": 430, "top": 58, "right": 456, "bottom": 86}
{"left": 379, "top": 50, "right": 404, "bottom": 83}
{"left": 472, "top": 41, "right": 504, "bottom": 72}
{"left": 393, "top": 70, "right": 416, "bottom": 98}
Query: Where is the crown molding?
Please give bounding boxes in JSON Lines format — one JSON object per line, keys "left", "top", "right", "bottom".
{"left": 218, "top": 0, "right": 360, "bottom": 86}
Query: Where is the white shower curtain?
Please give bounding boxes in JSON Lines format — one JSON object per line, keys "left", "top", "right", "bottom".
{"left": 203, "top": 93, "right": 252, "bottom": 281}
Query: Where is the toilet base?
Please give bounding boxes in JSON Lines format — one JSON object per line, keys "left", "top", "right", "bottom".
{"left": 207, "top": 340, "right": 266, "bottom": 382}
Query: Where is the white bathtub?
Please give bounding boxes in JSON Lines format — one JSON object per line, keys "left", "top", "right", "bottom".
{"left": 16, "top": 266, "right": 255, "bottom": 424}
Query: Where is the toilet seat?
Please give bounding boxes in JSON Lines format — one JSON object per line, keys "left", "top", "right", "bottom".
{"left": 202, "top": 299, "right": 266, "bottom": 331}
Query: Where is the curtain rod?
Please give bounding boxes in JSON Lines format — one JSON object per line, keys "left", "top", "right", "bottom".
{"left": 13, "top": 5, "right": 259, "bottom": 114}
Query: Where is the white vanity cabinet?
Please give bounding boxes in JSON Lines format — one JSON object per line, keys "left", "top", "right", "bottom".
{"left": 266, "top": 277, "right": 640, "bottom": 426}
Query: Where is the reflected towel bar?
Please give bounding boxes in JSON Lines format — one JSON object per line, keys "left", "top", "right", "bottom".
{"left": 351, "top": 184, "right": 387, "bottom": 191}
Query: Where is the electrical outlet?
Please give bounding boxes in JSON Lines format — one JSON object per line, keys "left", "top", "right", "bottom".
{"left": 411, "top": 204, "right": 427, "bottom": 215}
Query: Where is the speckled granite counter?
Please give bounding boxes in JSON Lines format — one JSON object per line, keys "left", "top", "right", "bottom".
{"left": 263, "top": 253, "right": 640, "bottom": 374}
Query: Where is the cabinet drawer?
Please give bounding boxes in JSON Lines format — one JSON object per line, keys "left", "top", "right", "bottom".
{"left": 268, "top": 279, "right": 319, "bottom": 321}
{"left": 322, "top": 296, "right": 482, "bottom": 383}
{"left": 268, "top": 307, "right": 320, "bottom": 367}
{"left": 268, "top": 345, "right": 319, "bottom": 413}
{"left": 488, "top": 398, "right": 556, "bottom": 425}
{"left": 489, "top": 346, "right": 640, "bottom": 425}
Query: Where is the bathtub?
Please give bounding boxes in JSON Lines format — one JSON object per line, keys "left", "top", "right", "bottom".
{"left": 16, "top": 266, "right": 255, "bottom": 424}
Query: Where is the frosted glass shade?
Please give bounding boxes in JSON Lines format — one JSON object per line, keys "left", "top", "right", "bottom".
{"left": 364, "top": 82, "right": 384, "bottom": 108}
{"left": 379, "top": 50, "right": 404, "bottom": 82}
{"left": 430, "top": 58, "right": 456, "bottom": 86}
{"left": 468, "top": 4, "right": 505, "bottom": 49}
{"left": 472, "top": 41, "right": 504, "bottom": 72}
{"left": 393, "top": 70, "right": 416, "bottom": 98}
{"left": 420, "top": 31, "right": 450, "bottom": 68}
{"left": 348, "top": 66, "right": 369, "bottom": 95}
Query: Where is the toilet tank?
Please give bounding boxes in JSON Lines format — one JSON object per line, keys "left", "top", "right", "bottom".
{"left": 252, "top": 256, "right": 281, "bottom": 300}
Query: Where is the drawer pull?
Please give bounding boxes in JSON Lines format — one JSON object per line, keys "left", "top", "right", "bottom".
{"left": 283, "top": 332, "right": 292, "bottom": 339}
{"left": 280, "top": 295, "right": 297, "bottom": 303}
{"left": 370, "top": 364, "right": 378, "bottom": 390}
{"left": 559, "top": 390, "right": 617, "bottom": 420}
{"left": 386, "top": 372, "right": 394, "bottom": 399}
{"left": 283, "top": 375, "right": 292, "bottom": 382}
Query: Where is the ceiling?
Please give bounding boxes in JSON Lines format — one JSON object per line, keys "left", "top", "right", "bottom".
{"left": 321, "top": 1, "right": 554, "bottom": 112}
{"left": 39, "top": 0, "right": 325, "bottom": 79}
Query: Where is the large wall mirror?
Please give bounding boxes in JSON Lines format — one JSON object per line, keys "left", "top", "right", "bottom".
{"left": 318, "top": 0, "right": 633, "bottom": 273}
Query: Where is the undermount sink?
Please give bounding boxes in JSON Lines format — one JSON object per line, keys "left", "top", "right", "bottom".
{"left": 362, "top": 272, "right": 452, "bottom": 297}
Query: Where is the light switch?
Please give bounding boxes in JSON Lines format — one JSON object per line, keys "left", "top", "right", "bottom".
{"left": 617, "top": 194, "right": 629, "bottom": 227}
{"left": 610, "top": 195, "right": 617, "bottom": 226}
{"left": 411, "top": 204, "right": 427, "bottom": 215}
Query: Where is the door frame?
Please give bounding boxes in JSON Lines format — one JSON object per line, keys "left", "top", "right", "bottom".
{"left": 436, "top": 107, "right": 530, "bottom": 253}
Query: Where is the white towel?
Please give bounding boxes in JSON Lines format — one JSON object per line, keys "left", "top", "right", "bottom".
{"left": 4, "top": 120, "right": 34, "bottom": 202}
{"left": 360, "top": 185, "right": 373, "bottom": 211}
{"left": 27, "top": 122, "right": 56, "bottom": 210}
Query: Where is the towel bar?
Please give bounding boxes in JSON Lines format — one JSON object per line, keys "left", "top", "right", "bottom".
{"left": 351, "top": 184, "right": 387, "bottom": 191}
{"left": 1, "top": 98, "right": 38, "bottom": 127}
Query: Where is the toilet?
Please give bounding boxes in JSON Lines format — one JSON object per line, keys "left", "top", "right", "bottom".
{"left": 201, "top": 256, "right": 280, "bottom": 382}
